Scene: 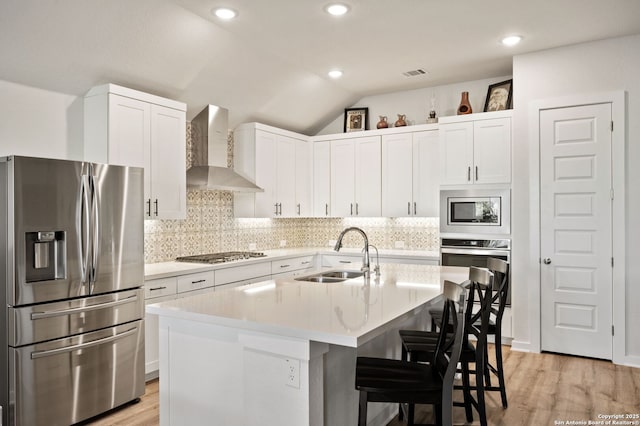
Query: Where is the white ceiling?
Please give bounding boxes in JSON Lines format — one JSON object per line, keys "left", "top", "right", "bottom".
{"left": 1, "top": 0, "right": 640, "bottom": 134}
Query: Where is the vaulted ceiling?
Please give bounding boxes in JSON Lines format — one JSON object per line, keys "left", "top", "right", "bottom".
{"left": 1, "top": 0, "right": 640, "bottom": 134}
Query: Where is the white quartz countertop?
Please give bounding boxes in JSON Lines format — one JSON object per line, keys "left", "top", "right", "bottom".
{"left": 146, "top": 264, "right": 468, "bottom": 347}
{"left": 144, "top": 247, "right": 440, "bottom": 280}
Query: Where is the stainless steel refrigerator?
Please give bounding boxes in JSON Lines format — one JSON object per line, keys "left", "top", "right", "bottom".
{"left": 0, "top": 156, "right": 145, "bottom": 426}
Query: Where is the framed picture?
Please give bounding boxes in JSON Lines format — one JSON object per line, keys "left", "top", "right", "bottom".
{"left": 343, "top": 107, "right": 369, "bottom": 132}
{"left": 483, "top": 79, "right": 513, "bottom": 112}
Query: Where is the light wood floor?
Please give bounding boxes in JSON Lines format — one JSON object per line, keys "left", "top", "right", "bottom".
{"left": 87, "top": 346, "right": 640, "bottom": 425}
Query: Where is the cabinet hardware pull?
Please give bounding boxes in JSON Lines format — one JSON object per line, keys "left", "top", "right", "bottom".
{"left": 475, "top": 166, "right": 478, "bottom": 181}
{"left": 154, "top": 199, "right": 159, "bottom": 216}
{"left": 301, "top": 261, "right": 310, "bottom": 265}
{"left": 280, "top": 264, "right": 290, "bottom": 268}
{"left": 146, "top": 199, "right": 151, "bottom": 217}
{"left": 356, "top": 203, "right": 359, "bottom": 215}
{"left": 278, "top": 203, "right": 282, "bottom": 215}
{"left": 274, "top": 203, "right": 279, "bottom": 215}
{"left": 297, "top": 203, "right": 300, "bottom": 215}
{"left": 325, "top": 203, "right": 328, "bottom": 216}
{"left": 150, "top": 286, "right": 167, "bottom": 291}
{"left": 467, "top": 166, "right": 471, "bottom": 181}
{"left": 414, "top": 202, "right": 417, "bottom": 215}
{"left": 408, "top": 202, "right": 411, "bottom": 215}
{"left": 339, "top": 260, "right": 352, "bottom": 264}
{"left": 191, "top": 279, "right": 206, "bottom": 284}
{"left": 350, "top": 203, "right": 353, "bottom": 215}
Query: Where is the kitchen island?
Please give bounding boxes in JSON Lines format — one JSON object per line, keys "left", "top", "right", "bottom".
{"left": 147, "top": 263, "right": 468, "bottom": 426}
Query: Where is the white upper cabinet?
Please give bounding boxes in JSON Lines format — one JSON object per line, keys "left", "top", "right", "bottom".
{"left": 331, "top": 136, "right": 381, "bottom": 217}
{"left": 233, "top": 124, "right": 311, "bottom": 218}
{"left": 439, "top": 112, "right": 512, "bottom": 186}
{"left": 313, "top": 141, "right": 331, "bottom": 217}
{"left": 382, "top": 130, "right": 439, "bottom": 217}
{"left": 84, "top": 84, "right": 187, "bottom": 220}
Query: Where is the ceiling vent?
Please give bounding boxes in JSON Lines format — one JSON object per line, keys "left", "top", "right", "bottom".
{"left": 402, "top": 68, "right": 428, "bottom": 77}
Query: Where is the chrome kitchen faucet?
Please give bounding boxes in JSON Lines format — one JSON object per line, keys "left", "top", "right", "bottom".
{"left": 334, "top": 227, "right": 371, "bottom": 278}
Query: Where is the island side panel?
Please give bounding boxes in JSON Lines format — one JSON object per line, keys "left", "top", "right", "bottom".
{"left": 157, "top": 315, "right": 325, "bottom": 426}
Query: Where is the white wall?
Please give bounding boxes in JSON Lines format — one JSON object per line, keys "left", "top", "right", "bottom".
{"left": 316, "top": 75, "right": 512, "bottom": 135}
{"left": 0, "top": 80, "right": 83, "bottom": 160}
{"left": 512, "top": 34, "right": 640, "bottom": 364}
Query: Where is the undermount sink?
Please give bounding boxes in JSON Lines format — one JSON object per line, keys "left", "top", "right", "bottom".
{"left": 295, "top": 270, "right": 364, "bottom": 283}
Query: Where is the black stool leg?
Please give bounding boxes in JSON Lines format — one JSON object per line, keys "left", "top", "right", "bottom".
{"left": 475, "top": 345, "right": 488, "bottom": 426}
{"left": 358, "top": 391, "right": 368, "bottom": 426}
{"left": 495, "top": 331, "right": 508, "bottom": 408}
{"left": 461, "top": 360, "right": 474, "bottom": 423}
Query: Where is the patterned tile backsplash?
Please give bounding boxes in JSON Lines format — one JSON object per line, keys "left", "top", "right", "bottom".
{"left": 143, "top": 124, "right": 440, "bottom": 263}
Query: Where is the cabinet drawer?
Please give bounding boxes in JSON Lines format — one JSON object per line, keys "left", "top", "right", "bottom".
{"left": 271, "top": 256, "right": 314, "bottom": 273}
{"left": 177, "top": 271, "right": 215, "bottom": 293}
{"left": 215, "top": 262, "right": 272, "bottom": 286}
{"left": 144, "top": 277, "right": 177, "bottom": 299}
{"left": 321, "top": 254, "right": 362, "bottom": 267}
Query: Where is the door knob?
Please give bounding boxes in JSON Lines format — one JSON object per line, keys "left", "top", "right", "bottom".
{"left": 543, "top": 258, "right": 552, "bottom": 265}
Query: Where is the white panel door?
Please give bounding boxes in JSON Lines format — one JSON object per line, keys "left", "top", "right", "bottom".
{"left": 382, "top": 133, "right": 413, "bottom": 217}
{"left": 540, "top": 103, "right": 612, "bottom": 360}
{"left": 413, "top": 130, "right": 439, "bottom": 217}
{"left": 150, "top": 104, "right": 186, "bottom": 219}
{"left": 355, "top": 136, "right": 381, "bottom": 217}
{"left": 313, "top": 141, "right": 331, "bottom": 217}
{"left": 331, "top": 139, "right": 355, "bottom": 217}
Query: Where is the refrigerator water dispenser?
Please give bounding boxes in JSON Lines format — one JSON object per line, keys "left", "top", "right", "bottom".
{"left": 25, "top": 231, "right": 66, "bottom": 282}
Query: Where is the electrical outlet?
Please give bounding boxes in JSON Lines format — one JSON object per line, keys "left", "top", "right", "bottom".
{"left": 395, "top": 240, "right": 405, "bottom": 249}
{"left": 248, "top": 243, "right": 257, "bottom": 251}
{"left": 280, "top": 240, "right": 287, "bottom": 247}
{"left": 284, "top": 358, "right": 300, "bottom": 388}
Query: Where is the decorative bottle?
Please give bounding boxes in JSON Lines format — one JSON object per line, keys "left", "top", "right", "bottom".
{"left": 376, "top": 116, "right": 388, "bottom": 129}
{"left": 457, "top": 92, "right": 472, "bottom": 115}
{"left": 395, "top": 114, "right": 407, "bottom": 127}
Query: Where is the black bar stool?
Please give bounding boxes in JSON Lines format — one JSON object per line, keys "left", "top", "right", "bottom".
{"left": 399, "top": 266, "right": 494, "bottom": 426}
{"left": 355, "top": 280, "right": 467, "bottom": 426}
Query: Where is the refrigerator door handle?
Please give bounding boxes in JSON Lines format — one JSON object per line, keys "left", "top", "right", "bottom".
{"left": 30, "top": 294, "right": 139, "bottom": 320}
{"left": 90, "top": 174, "right": 100, "bottom": 293}
{"left": 30, "top": 327, "right": 138, "bottom": 359}
{"left": 80, "top": 174, "right": 91, "bottom": 284}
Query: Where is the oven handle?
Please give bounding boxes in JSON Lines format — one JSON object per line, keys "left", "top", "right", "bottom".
{"left": 440, "top": 247, "right": 511, "bottom": 258}
{"left": 30, "top": 327, "right": 138, "bottom": 359}
{"left": 30, "top": 294, "right": 139, "bottom": 320}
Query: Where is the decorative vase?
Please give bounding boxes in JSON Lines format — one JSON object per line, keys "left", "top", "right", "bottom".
{"left": 376, "top": 116, "right": 388, "bottom": 129}
{"left": 426, "top": 110, "right": 438, "bottom": 124}
{"left": 457, "top": 92, "right": 472, "bottom": 115}
{"left": 395, "top": 114, "right": 407, "bottom": 127}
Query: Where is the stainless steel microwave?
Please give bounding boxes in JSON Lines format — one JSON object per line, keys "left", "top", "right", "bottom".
{"left": 440, "top": 189, "right": 511, "bottom": 235}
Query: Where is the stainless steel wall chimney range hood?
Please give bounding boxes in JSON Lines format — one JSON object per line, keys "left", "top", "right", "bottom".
{"left": 187, "top": 105, "right": 263, "bottom": 192}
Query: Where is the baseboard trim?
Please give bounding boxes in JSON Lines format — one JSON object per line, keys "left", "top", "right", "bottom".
{"left": 510, "top": 340, "right": 533, "bottom": 353}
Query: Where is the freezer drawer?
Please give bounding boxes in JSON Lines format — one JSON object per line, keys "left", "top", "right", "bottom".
{"left": 9, "top": 288, "right": 144, "bottom": 347}
{"left": 9, "top": 320, "right": 144, "bottom": 426}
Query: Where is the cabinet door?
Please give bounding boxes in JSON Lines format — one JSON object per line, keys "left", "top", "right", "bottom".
{"left": 254, "top": 130, "right": 278, "bottom": 217}
{"left": 313, "top": 141, "right": 331, "bottom": 217}
{"left": 294, "top": 139, "right": 312, "bottom": 217}
{"left": 275, "top": 135, "right": 296, "bottom": 217}
{"left": 355, "top": 136, "right": 381, "bottom": 216}
{"left": 382, "top": 133, "right": 413, "bottom": 217}
{"left": 106, "top": 94, "right": 150, "bottom": 168}
{"left": 439, "top": 122, "right": 473, "bottom": 185}
{"left": 412, "top": 130, "right": 439, "bottom": 217}
{"left": 473, "top": 118, "right": 511, "bottom": 184}
{"left": 150, "top": 104, "right": 186, "bottom": 219}
{"left": 330, "top": 139, "right": 356, "bottom": 217}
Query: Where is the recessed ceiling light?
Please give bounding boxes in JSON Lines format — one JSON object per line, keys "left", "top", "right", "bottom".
{"left": 325, "top": 3, "right": 350, "bottom": 16}
{"left": 328, "top": 70, "right": 343, "bottom": 79}
{"left": 501, "top": 35, "right": 522, "bottom": 47}
{"left": 213, "top": 7, "right": 237, "bottom": 20}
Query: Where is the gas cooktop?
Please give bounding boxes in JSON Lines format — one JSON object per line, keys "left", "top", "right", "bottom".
{"left": 175, "top": 251, "right": 267, "bottom": 264}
